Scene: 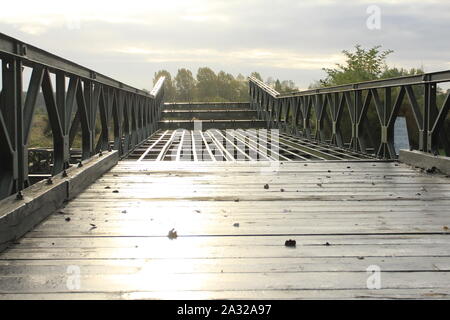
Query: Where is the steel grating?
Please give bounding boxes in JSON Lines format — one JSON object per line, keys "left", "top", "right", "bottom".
{"left": 127, "top": 129, "right": 377, "bottom": 162}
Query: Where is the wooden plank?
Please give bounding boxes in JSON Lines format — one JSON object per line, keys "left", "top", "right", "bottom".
{"left": 1, "top": 271, "right": 450, "bottom": 293}
{"left": 0, "top": 288, "right": 449, "bottom": 300}
{"left": 1, "top": 255, "right": 450, "bottom": 273}
{"left": 9, "top": 234, "right": 450, "bottom": 248}
{"left": 0, "top": 159, "right": 449, "bottom": 299}
{"left": 4, "top": 241, "right": 450, "bottom": 260}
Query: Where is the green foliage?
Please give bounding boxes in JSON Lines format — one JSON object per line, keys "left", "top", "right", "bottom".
{"left": 278, "top": 80, "right": 297, "bottom": 93}
{"left": 274, "top": 79, "right": 282, "bottom": 92}
{"left": 152, "top": 68, "right": 298, "bottom": 103}
{"left": 380, "top": 67, "right": 424, "bottom": 79}
{"left": 321, "top": 45, "right": 393, "bottom": 86}
{"left": 196, "top": 67, "right": 218, "bottom": 99}
{"left": 174, "top": 68, "right": 196, "bottom": 102}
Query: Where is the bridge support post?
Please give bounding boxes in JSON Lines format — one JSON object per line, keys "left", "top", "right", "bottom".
{"left": 0, "top": 57, "right": 19, "bottom": 199}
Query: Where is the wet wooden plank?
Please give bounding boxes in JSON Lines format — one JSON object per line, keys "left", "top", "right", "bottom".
{"left": 1, "top": 255, "right": 450, "bottom": 273}
{"left": 1, "top": 288, "right": 449, "bottom": 300}
{"left": 1, "top": 271, "right": 450, "bottom": 294}
{"left": 0, "top": 160, "right": 449, "bottom": 299}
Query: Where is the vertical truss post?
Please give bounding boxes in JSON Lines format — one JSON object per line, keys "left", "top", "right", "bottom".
{"left": 425, "top": 82, "right": 436, "bottom": 154}
{"left": 55, "top": 71, "right": 70, "bottom": 171}
{"left": 112, "top": 90, "right": 122, "bottom": 155}
{"left": 22, "top": 66, "right": 44, "bottom": 187}
{"left": 0, "top": 57, "right": 19, "bottom": 197}
{"left": 16, "top": 59, "right": 26, "bottom": 191}
{"left": 351, "top": 90, "right": 359, "bottom": 151}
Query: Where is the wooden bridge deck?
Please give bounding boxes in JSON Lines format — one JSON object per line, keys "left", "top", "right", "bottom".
{"left": 1, "top": 160, "right": 450, "bottom": 299}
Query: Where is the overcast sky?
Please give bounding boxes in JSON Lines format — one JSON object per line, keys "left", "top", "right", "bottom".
{"left": 1, "top": 0, "right": 449, "bottom": 90}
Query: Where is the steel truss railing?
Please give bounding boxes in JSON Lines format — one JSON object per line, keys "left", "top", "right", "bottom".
{"left": 0, "top": 33, "right": 165, "bottom": 200}
{"left": 249, "top": 72, "right": 450, "bottom": 160}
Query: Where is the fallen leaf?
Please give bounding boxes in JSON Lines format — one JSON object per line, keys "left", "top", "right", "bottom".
{"left": 426, "top": 167, "right": 438, "bottom": 174}
{"left": 168, "top": 228, "right": 178, "bottom": 239}
{"left": 285, "top": 239, "right": 296, "bottom": 247}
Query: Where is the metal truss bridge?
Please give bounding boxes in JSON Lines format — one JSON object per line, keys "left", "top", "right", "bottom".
{"left": 0, "top": 33, "right": 449, "bottom": 299}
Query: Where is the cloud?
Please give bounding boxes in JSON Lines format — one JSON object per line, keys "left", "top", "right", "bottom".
{"left": 116, "top": 46, "right": 344, "bottom": 70}
{"left": 1, "top": 0, "right": 450, "bottom": 90}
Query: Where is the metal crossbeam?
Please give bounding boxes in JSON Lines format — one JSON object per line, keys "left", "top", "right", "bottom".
{"left": 128, "top": 129, "right": 378, "bottom": 162}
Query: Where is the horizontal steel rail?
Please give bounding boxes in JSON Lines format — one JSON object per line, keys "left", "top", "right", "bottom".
{"left": 0, "top": 33, "right": 165, "bottom": 201}
{"left": 249, "top": 71, "right": 450, "bottom": 160}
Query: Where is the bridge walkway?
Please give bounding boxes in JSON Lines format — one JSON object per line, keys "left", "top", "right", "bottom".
{"left": 0, "top": 160, "right": 449, "bottom": 299}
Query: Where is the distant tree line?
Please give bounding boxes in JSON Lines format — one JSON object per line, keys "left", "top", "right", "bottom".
{"left": 152, "top": 68, "right": 297, "bottom": 102}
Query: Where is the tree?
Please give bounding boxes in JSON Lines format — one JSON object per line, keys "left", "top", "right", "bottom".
{"left": 152, "top": 68, "right": 295, "bottom": 103}
{"left": 380, "top": 67, "right": 423, "bottom": 79}
{"left": 281, "top": 80, "right": 297, "bottom": 92}
{"left": 266, "top": 77, "right": 275, "bottom": 87}
{"left": 274, "top": 79, "right": 282, "bottom": 92}
{"left": 217, "top": 71, "right": 236, "bottom": 101}
{"left": 321, "top": 45, "right": 393, "bottom": 86}
{"left": 174, "top": 68, "right": 196, "bottom": 102}
{"left": 267, "top": 78, "right": 296, "bottom": 93}
{"left": 196, "top": 67, "right": 218, "bottom": 99}
{"left": 236, "top": 73, "right": 246, "bottom": 82}
{"left": 153, "top": 70, "right": 176, "bottom": 101}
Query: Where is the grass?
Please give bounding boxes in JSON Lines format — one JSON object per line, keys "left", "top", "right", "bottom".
{"left": 28, "top": 113, "right": 53, "bottom": 148}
